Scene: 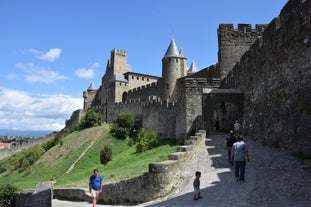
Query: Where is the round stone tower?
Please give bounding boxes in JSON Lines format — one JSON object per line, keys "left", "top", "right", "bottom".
{"left": 161, "top": 39, "right": 187, "bottom": 102}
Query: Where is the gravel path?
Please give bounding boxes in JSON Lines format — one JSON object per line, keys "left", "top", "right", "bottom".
{"left": 53, "top": 133, "right": 311, "bottom": 207}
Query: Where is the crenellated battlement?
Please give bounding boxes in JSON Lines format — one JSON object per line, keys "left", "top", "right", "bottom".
{"left": 218, "top": 23, "right": 268, "bottom": 34}
{"left": 128, "top": 82, "right": 158, "bottom": 93}
{"left": 113, "top": 48, "right": 127, "bottom": 55}
{"left": 218, "top": 23, "right": 268, "bottom": 79}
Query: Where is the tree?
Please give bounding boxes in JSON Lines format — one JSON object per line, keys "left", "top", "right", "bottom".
{"left": 110, "top": 112, "right": 135, "bottom": 139}
{"left": 0, "top": 184, "right": 17, "bottom": 207}
{"left": 79, "top": 109, "right": 102, "bottom": 130}
{"left": 136, "top": 128, "right": 158, "bottom": 153}
{"left": 100, "top": 145, "right": 112, "bottom": 165}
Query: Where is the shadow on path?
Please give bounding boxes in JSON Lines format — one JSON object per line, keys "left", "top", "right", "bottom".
{"left": 145, "top": 134, "right": 255, "bottom": 207}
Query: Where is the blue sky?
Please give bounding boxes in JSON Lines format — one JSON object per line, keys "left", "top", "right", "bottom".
{"left": 0, "top": 0, "right": 288, "bottom": 132}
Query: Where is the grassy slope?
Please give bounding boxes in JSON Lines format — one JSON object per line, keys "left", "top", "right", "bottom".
{"left": 0, "top": 125, "right": 177, "bottom": 190}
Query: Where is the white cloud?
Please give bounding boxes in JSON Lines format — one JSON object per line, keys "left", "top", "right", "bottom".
{"left": 91, "top": 62, "right": 100, "bottom": 68}
{"left": 38, "top": 48, "right": 62, "bottom": 62}
{"left": 15, "top": 63, "right": 67, "bottom": 83}
{"left": 22, "top": 48, "right": 41, "bottom": 55}
{"left": 75, "top": 68, "right": 94, "bottom": 79}
{"left": 74, "top": 62, "right": 100, "bottom": 79}
{"left": 0, "top": 87, "right": 83, "bottom": 131}
{"left": 6, "top": 74, "right": 18, "bottom": 80}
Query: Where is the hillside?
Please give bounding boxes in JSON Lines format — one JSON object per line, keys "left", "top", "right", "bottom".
{"left": 0, "top": 125, "right": 177, "bottom": 190}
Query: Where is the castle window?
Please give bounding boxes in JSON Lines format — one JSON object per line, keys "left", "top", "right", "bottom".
{"left": 142, "top": 77, "right": 144, "bottom": 81}
{"left": 166, "top": 83, "right": 169, "bottom": 89}
{"left": 244, "top": 26, "right": 247, "bottom": 34}
{"left": 137, "top": 76, "right": 139, "bottom": 80}
{"left": 147, "top": 78, "right": 149, "bottom": 82}
{"left": 132, "top": 75, "right": 134, "bottom": 79}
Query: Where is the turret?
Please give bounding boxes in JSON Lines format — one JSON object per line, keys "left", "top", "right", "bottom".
{"left": 187, "top": 61, "right": 199, "bottom": 75}
{"left": 83, "top": 82, "right": 97, "bottom": 110}
{"left": 110, "top": 49, "right": 128, "bottom": 75}
{"left": 161, "top": 39, "right": 187, "bottom": 102}
{"left": 217, "top": 24, "right": 268, "bottom": 79}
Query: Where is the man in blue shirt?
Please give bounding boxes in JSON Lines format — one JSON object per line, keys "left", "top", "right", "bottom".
{"left": 89, "top": 169, "right": 103, "bottom": 207}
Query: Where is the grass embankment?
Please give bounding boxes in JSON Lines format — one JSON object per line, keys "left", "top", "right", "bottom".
{"left": 0, "top": 125, "right": 177, "bottom": 190}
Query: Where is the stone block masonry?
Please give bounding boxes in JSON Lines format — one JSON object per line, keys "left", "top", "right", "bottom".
{"left": 16, "top": 181, "right": 54, "bottom": 207}
{"left": 221, "top": 0, "right": 311, "bottom": 155}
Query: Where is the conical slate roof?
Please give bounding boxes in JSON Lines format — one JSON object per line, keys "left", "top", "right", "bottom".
{"left": 163, "top": 39, "right": 180, "bottom": 58}
{"left": 87, "top": 82, "right": 96, "bottom": 91}
{"left": 187, "top": 61, "right": 199, "bottom": 74}
{"left": 179, "top": 48, "right": 186, "bottom": 58}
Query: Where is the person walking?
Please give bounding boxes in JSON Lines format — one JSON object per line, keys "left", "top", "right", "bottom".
{"left": 89, "top": 169, "right": 103, "bottom": 207}
{"left": 193, "top": 171, "right": 202, "bottom": 200}
{"left": 233, "top": 120, "right": 242, "bottom": 136}
{"left": 224, "top": 130, "right": 237, "bottom": 166}
{"left": 231, "top": 136, "right": 250, "bottom": 182}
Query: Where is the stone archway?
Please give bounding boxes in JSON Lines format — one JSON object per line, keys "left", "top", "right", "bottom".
{"left": 202, "top": 89, "right": 243, "bottom": 133}
{"left": 213, "top": 102, "right": 239, "bottom": 132}
{"left": 122, "top": 92, "right": 128, "bottom": 102}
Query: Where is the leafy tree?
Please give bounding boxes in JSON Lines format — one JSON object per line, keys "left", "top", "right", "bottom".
{"left": 0, "top": 183, "right": 17, "bottom": 207}
{"left": 110, "top": 112, "right": 135, "bottom": 139}
{"left": 100, "top": 145, "right": 112, "bottom": 165}
{"left": 136, "top": 128, "right": 158, "bottom": 153}
{"left": 79, "top": 109, "right": 102, "bottom": 130}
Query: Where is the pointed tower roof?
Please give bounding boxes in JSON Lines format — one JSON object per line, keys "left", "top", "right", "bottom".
{"left": 87, "top": 82, "right": 96, "bottom": 91}
{"left": 163, "top": 39, "right": 181, "bottom": 58}
{"left": 187, "top": 61, "right": 199, "bottom": 74}
{"left": 179, "top": 48, "right": 186, "bottom": 58}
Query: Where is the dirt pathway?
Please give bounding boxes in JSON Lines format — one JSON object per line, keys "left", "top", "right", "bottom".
{"left": 64, "top": 138, "right": 97, "bottom": 174}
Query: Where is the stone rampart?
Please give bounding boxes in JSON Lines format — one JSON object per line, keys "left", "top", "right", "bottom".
{"left": 53, "top": 130, "right": 206, "bottom": 205}
{"left": 187, "top": 64, "right": 220, "bottom": 88}
{"left": 142, "top": 98, "right": 177, "bottom": 139}
{"left": 16, "top": 181, "right": 54, "bottom": 207}
{"left": 127, "top": 81, "right": 160, "bottom": 101}
{"left": 220, "top": 0, "right": 311, "bottom": 155}
{"left": 0, "top": 134, "right": 54, "bottom": 160}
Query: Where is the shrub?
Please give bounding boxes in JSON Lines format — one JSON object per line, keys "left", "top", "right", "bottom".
{"left": 41, "top": 139, "right": 55, "bottom": 151}
{"left": 100, "top": 145, "right": 112, "bottom": 165}
{"left": 5, "top": 144, "right": 45, "bottom": 173}
{"left": 0, "top": 183, "right": 17, "bottom": 207}
{"left": 79, "top": 109, "right": 102, "bottom": 130}
{"left": 136, "top": 128, "right": 158, "bottom": 153}
{"left": 110, "top": 112, "right": 135, "bottom": 139}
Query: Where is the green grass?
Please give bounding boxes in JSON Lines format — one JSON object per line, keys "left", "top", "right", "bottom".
{"left": 0, "top": 125, "right": 177, "bottom": 190}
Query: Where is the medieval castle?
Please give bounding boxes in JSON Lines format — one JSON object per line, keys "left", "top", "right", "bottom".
{"left": 66, "top": 0, "right": 311, "bottom": 155}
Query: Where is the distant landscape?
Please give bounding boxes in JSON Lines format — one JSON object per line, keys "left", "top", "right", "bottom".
{"left": 0, "top": 129, "right": 53, "bottom": 138}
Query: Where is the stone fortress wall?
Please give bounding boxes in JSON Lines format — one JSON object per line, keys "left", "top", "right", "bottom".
{"left": 0, "top": 134, "right": 55, "bottom": 160}
{"left": 14, "top": 0, "right": 311, "bottom": 205}
{"left": 221, "top": 0, "right": 311, "bottom": 155}
{"left": 66, "top": 0, "right": 310, "bottom": 155}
